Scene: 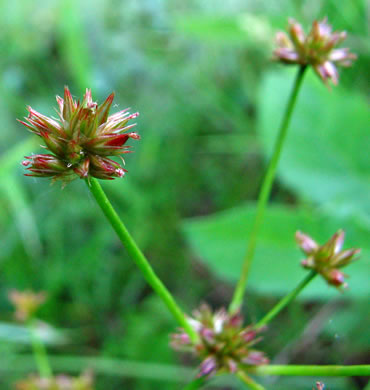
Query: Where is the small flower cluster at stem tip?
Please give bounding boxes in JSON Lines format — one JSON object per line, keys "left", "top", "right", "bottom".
{"left": 296, "top": 230, "right": 360, "bottom": 289}
{"left": 8, "top": 290, "right": 47, "bottom": 322}
{"left": 19, "top": 87, "right": 140, "bottom": 184}
{"left": 171, "top": 304, "right": 268, "bottom": 377}
{"left": 15, "top": 372, "right": 94, "bottom": 390}
{"left": 274, "top": 18, "right": 356, "bottom": 86}
{"left": 315, "top": 382, "right": 325, "bottom": 390}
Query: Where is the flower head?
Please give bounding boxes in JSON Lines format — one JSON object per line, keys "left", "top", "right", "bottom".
{"left": 314, "top": 382, "right": 325, "bottom": 390}
{"left": 171, "top": 304, "right": 268, "bottom": 378}
{"left": 274, "top": 18, "right": 356, "bottom": 86}
{"left": 19, "top": 87, "right": 140, "bottom": 184}
{"left": 15, "top": 372, "right": 94, "bottom": 390}
{"left": 296, "top": 230, "right": 360, "bottom": 289}
{"left": 8, "top": 290, "right": 47, "bottom": 322}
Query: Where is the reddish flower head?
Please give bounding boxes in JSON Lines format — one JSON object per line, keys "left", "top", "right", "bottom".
{"left": 15, "top": 372, "right": 94, "bottom": 390}
{"left": 19, "top": 87, "right": 140, "bottom": 184}
{"left": 171, "top": 304, "right": 268, "bottom": 378}
{"left": 8, "top": 289, "right": 47, "bottom": 322}
{"left": 274, "top": 18, "right": 356, "bottom": 86}
{"left": 296, "top": 230, "right": 361, "bottom": 289}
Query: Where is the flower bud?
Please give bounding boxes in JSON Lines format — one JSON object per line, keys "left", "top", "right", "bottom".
{"left": 274, "top": 18, "right": 356, "bottom": 86}
{"left": 296, "top": 230, "right": 361, "bottom": 289}
{"left": 15, "top": 372, "right": 94, "bottom": 390}
{"left": 22, "top": 155, "right": 69, "bottom": 179}
{"left": 8, "top": 290, "right": 47, "bottom": 322}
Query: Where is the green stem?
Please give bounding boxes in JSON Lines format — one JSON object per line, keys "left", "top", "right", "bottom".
{"left": 255, "top": 270, "right": 316, "bottom": 329}
{"left": 237, "top": 371, "right": 266, "bottom": 390}
{"left": 86, "top": 178, "right": 197, "bottom": 342}
{"left": 4, "top": 356, "right": 370, "bottom": 379}
{"left": 229, "top": 65, "right": 307, "bottom": 313}
{"left": 248, "top": 365, "right": 370, "bottom": 377}
{"left": 28, "top": 320, "right": 52, "bottom": 378}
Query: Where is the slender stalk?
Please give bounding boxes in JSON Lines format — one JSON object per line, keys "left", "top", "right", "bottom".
{"left": 28, "top": 320, "right": 52, "bottom": 378}
{"left": 86, "top": 177, "right": 197, "bottom": 342}
{"left": 248, "top": 365, "right": 370, "bottom": 377}
{"left": 237, "top": 371, "right": 266, "bottom": 390}
{"left": 229, "top": 66, "right": 307, "bottom": 313}
{"left": 255, "top": 270, "right": 316, "bottom": 329}
{"left": 4, "top": 355, "right": 370, "bottom": 379}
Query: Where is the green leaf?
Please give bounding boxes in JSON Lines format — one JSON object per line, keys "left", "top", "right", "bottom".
{"left": 183, "top": 204, "right": 369, "bottom": 299}
{"left": 258, "top": 70, "right": 370, "bottom": 225}
{"left": 175, "top": 14, "right": 273, "bottom": 48}
{"left": 323, "top": 300, "right": 370, "bottom": 349}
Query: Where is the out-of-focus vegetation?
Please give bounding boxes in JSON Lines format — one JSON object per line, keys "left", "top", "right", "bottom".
{"left": 0, "top": 0, "right": 369, "bottom": 389}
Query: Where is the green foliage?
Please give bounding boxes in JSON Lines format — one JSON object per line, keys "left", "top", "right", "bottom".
{"left": 183, "top": 204, "right": 369, "bottom": 299}
{"left": 259, "top": 70, "right": 370, "bottom": 223}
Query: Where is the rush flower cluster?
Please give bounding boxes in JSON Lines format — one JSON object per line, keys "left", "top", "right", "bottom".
{"left": 296, "top": 230, "right": 360, "bottom": 288}
{"left": 8, "top": 290, "right": 47, "bottom": 322}
{"left": 15, "top": 373, "right": 94, "bottom": 390}
{"left": 19, "top": 87, "right": 140, "bottom": 183}
{"left": 171, "top": 304, "right": 268, "bottom": 378}
{"left": 274, "top": 18, "right": 356, "bottom": 85}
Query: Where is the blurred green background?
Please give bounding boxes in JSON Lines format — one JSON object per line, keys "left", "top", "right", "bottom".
{"left": 0, "top": 0, "right": 369, "bottom": 389}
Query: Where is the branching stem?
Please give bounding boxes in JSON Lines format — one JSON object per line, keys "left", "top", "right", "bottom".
{"left": 255, "top": 270, "right": 316, "bottom": 329}
{"left": 86, "top": 178, "right": 197, "bottom": 342}
{"left": 28, "top": 319, "right": 52, "bottom": 379}
{"left": 237, "top": 371, "right": 266, "bottom": 390}
{"left": 230, "top": 65, "right": 307, "bottom": 313}
{"left": 248, "top": 365, "right": 370, "bottom": 376}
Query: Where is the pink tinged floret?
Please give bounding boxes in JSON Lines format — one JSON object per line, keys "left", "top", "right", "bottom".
{"left": 274, "top": 48, "right": 301, "bottom": 63}
{"left": 333, "top": 230, "right": 345, "bottom": 254}
{"left": 200, "top": 328, "right": 215, "bottom": 344}
{"left": 225, "top": 358, "right": 238, "bottom": 373}
{"left": 96, "top": 92, "right": 115, "bottom": 125}
{"left": 295, "top": 231, "right": 318, "bottom": 255}
{"left": 198, "top": 356, "right": 217, "bottom": 377}
{"left": 332, "top": 248, "right": 361, "bottom": 267}
{"left": 40, "top": 131, "right": 65, "bottom": 157}
{"left": 242, "top": 330, "right": 257, "bottom": 343}
{"left": 326, "top": 269, "right": 346, "bottom": 287}
{"left": 301, "top": 258, "right": 313, "bottom": 268}
{"left": 242, "top": 351, "right": 269, "bottom": 365}
{"left": 316, "top": 382, "right": 325, "bottom": 390}
{"left": 63, "top": 86, "right": 76, "bottom": 120}
{"left": 56, "top": 95, "right": 64, "bottom": 113}
{"left": 104, "top": 112, "right": 139, "bottom": 132}
{"left": 229, "top": 312, "right": 243, "bottom": 328}
{"left": 289, "top": 19, "right": 305, "bottom": 48}
{"left": 27, "top": 107, "right": 62, "bottom": 134}
{"left": 171, "top": 332, "right": 191, "bottom": 347}
{"left": 73, "top": 158, "right": 90, "bottom": 179}
{"left": 23, "top": 154, "right": 67, "bottom": 171}
{"left": 82, "top": 88, "right": 97, "bottom": 110}
{"left": 275, "top": 32, "right": 292, "bottom": 48}
{"left": 105, "top": 134, "right": 131, "bottom": 147}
